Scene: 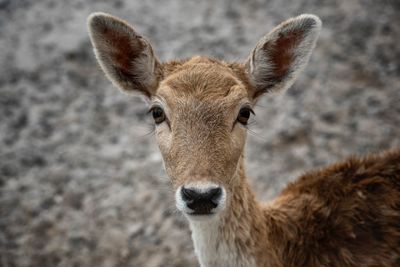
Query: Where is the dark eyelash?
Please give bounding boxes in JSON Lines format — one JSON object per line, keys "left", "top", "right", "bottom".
{"left": 147, "top": 105, "right": 159, "bottom": 114}
{"left": 246, "top": 106, "right": 256, "bottom": 116}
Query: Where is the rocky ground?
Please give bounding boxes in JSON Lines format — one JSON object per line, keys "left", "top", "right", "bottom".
{"left": 0, "top": 0, "right": 399, "bottom": 266}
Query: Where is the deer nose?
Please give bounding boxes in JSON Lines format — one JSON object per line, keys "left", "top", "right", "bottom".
{"left": 181, "top": 187, "right": 222, "bottom": 215}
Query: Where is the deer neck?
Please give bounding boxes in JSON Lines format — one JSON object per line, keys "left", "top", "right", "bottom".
{"left": 187, "top": 157, "right": 270, "bottom": 267}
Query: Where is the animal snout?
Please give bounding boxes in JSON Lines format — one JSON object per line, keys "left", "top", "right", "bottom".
{"left": 180, "top": 186, "right": 223, "bottom": 215}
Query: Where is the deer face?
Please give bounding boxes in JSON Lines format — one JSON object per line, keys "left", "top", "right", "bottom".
{"left": 153, "top": 59, "right": 251, "bottom": 217}
{"left": 88, "top": 13, "right": 321, "bottom": 219}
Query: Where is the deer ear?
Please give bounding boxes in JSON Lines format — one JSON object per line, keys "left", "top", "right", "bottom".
{"left": 245, "top": 14, "right": 321, "bottom": 98}
{"left": 87, "top": 12, "right": 162, "bottom": 98}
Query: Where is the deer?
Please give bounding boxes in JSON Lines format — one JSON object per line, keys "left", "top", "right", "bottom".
{"left": 87, "top": 12, "right": 400, "bottom": 267}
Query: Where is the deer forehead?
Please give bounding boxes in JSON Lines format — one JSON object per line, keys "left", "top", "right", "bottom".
{"left": 156, "top": 58, "right": 251, "bottom": 116}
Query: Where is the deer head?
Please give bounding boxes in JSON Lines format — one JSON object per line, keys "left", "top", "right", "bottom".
{"left": 88, "top": 12, "right": 321, "bottom": 220}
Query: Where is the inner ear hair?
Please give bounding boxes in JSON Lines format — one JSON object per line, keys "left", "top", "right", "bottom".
{"left": 246, "top": 14, "right": 322, "bottom": 99}
{"left": 88, "top": 12, "right": 162, "bottom": 98}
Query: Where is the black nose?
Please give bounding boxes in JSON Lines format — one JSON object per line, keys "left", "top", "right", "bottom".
{"left": 181, "top": 187, "right": 222, "bottom": 215}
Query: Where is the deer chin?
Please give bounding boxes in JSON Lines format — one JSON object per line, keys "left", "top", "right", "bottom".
{"left": 185, "top": 213, "right": 220, "bottom": 223}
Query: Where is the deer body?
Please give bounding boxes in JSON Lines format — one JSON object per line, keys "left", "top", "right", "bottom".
{"left": 88, "top": 13, "right": 400, "bottom": 267}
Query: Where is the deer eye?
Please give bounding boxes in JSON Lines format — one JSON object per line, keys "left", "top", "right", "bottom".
{"left": 237, "top": 106, "right": 254, "bottom": 125}
{"left": 149, "top": 106, "right": 166, "bottom": 124}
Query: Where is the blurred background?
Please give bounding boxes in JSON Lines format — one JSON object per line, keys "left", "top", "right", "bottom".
{"left": 0, "top": 0, "right": 399, "bottom": 266}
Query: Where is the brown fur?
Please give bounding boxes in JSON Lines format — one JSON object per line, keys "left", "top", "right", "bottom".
{"left": 223, "top": 149, "right": 400, "bottom": 266}
{"left": 88, "top": 13, "right": 400, "bottom": 267}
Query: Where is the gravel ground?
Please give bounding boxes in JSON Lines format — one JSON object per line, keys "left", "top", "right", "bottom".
{"left": 1, "top": 0, "right": 399, "bottom": 266}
